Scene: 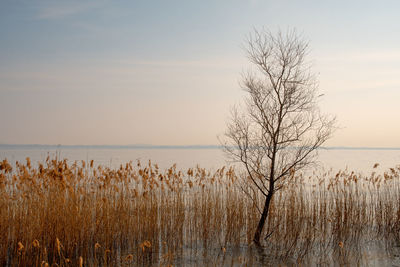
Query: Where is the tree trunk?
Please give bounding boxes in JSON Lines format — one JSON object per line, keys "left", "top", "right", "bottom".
{"left": 253, "top": 192, "right": 273, "bottom": 245}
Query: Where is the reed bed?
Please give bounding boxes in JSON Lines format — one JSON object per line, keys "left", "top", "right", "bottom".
{"left": 1, "top": 157, "right": 400, "bottom": 266}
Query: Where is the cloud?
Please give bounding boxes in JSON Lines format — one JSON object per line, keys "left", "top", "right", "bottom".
{"left": 35, "top": 1, "right": 104, "bottom": 20}
{"left": 316, "top": 50, "right": 400, "bottom": 63}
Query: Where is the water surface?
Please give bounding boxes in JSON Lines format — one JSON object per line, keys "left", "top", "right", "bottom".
{"left": 1, "top": 145, "right": 400, "bottom": 173}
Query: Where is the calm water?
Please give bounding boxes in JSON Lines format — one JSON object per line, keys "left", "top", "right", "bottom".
{"left": 1, "top": 145, "right": 400, "bottom": 174}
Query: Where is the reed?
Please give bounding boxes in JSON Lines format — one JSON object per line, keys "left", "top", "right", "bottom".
{"left": 1, "top": 157, "right": 400, "bottom": 266}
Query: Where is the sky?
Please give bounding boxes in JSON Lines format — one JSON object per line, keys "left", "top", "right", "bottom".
{"left": 1, "top": 0, "right": 400, "bottom": 147}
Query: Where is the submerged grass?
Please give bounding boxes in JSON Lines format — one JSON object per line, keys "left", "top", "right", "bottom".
{"left": 1, "top": 157, "right": 400, "bottom": 266}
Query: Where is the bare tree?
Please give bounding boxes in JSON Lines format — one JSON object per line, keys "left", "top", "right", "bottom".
{"left": 222, "top": 29, "right": 335, "bottom": 245}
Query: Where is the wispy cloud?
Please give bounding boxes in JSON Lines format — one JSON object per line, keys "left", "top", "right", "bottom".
{"left": 317, "top": 50, "right": 400, "bottom": 63}
{"left": 35, "top": 1, "right": 104, "bottom": 20}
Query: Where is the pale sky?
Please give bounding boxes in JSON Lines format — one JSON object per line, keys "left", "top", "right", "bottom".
{"left": 1, "top": 0, "right": 400, "bottom": 147}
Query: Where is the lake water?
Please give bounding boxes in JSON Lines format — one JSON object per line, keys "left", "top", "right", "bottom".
{"left": 1, "top": 145, "right": 400, "bottom": 175}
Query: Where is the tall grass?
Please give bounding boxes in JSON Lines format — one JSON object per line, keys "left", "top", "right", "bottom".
{"left": 1, "top": 157, "right": 400, "bottom": 266}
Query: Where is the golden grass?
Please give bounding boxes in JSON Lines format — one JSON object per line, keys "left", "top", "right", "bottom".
{"left": 1, "top": 157, "right": 400, "bottom": 266}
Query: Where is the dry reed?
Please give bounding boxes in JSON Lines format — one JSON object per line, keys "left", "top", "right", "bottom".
{"left": 1, "top": 157, "right": 400, "bottom": 266}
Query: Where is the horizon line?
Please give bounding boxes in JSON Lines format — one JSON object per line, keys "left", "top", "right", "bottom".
{"left": 1, "top": 144, "right": 400, "bottom": 150}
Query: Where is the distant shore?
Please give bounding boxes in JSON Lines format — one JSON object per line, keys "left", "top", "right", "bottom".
{"left": 1, "top": 144, "right": 400, "bottom": 150}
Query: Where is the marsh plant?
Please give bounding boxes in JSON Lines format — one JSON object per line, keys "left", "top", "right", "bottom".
{"left": 1, "top": 157, "right": 400, "bottom": 266}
